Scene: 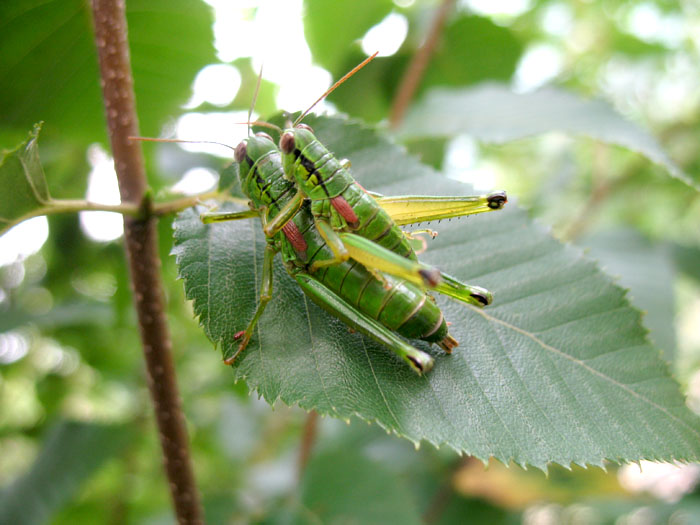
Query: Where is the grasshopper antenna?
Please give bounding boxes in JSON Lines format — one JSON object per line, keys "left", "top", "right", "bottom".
{"left": 293, "top": 51, "right": 379, "bottom": 127}
{"left": 234, "top": 120, "right": 283, "bottom": 133}
{"left": 129, "top": 136, "right": 236, "bottom": 153}
{"left": 248, "top": 65, "right": 264, "bottom": 137}
{"left": 234, "top": 120, "right": 282, "bottom": 134}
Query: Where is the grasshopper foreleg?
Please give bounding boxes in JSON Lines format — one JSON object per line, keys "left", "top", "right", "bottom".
{"left": 200, "top": 208, "right": 259, "bottom": 224}
{"left": 261, "top": 190, "right": 304, "bottom": 237}
{"left": 225, "top": 243, "right": 277, "bottom": 365}
{"left": 309, "top": 219, "right": 350, "bottom": 271}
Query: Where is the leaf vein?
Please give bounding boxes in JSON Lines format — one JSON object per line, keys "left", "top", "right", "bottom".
{"left": 473, "top": 307, "right": 700, "bottom": 442}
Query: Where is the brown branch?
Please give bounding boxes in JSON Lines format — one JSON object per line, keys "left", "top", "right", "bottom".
{"left": 389, "top": 0, "right": 456, "bottom": 129}
{"left": 90, "top": 1, "right": 203, "bottom": 523}
{"left": 297, "top": 410, "right": 319, "bottom": 480}
{"left": 561, "top": 145, "right": 640, "bottom": 242}
{"left": 422, "top": 456, "right": 471, "bottom": 524}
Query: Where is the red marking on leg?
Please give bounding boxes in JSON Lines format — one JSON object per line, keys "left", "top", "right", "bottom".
{"left": 330, "top": 195, "right": 359, "bottom": 228}
{"left": 282, "top": 222, "right": 308, "bottom": 255}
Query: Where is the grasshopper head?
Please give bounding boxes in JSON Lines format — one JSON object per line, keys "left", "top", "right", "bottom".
{"left": 235, "top": 132, "right": 276, "bottom": 169}
{"left": 235, "top": 132, "right": 279, "bottom": 193}
{"left": 279, "top": 125, "right": 333, "bottom": 196}
{"left": 279, "top": 124, "right": 315, "bottom": 156}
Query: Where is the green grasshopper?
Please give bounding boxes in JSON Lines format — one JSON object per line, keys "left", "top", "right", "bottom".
{"left": 278, "top": 121, "right": 506, "bottom": 301}
{"left": 266, "top": 54, "right": 506, "bottom": 305}
{"left": 201, "top": 132, "right": 505, "bottom": 373}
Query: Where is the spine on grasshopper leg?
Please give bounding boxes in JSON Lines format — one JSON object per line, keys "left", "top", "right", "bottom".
{"left": 279, "top": 126, "right": 418, "bottom": 261}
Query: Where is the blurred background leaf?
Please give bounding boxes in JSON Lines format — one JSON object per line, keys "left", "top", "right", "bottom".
{"left": 0, "top": 125, "right": 51, "bottom": 235}
{"left": 398, "top": 85, "right": 697, "bottom": 190}
{"left": 0, "top": 0, "right": 215, "bottom": 145}
{"left": 0, "top": 420, "right": 133, "bottom": 525}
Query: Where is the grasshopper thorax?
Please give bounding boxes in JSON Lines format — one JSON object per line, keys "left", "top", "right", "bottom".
{"left": 236, "top": 133, "right": 284, "bottom": 202}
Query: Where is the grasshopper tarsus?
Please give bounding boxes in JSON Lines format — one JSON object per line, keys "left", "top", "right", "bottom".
{"left": 438, "top": 334, "right": 459, "bottom": 354}
{"left": 487, "top": 190, "right": 508, "bottom": 209}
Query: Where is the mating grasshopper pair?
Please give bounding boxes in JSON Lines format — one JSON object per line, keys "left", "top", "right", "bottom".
{"left": 200, "top": 122, "right": 507, "bottom": 374}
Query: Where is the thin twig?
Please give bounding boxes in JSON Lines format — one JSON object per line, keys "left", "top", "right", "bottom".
{"left": 561, "top": 145, "right": 640, "bottom": 241}
{"left": 297, "top": 411, "right": 319, "bottom": 479}
{"left": 2, "top": 200, "right": 140, "bottom": 236}
{"left": 152, "top": 191, "right": 223, "bottom": 216}
{"left": 3, "top": 191, "right": 246, "bottom": 236}
{"left": 422, "top": 456, "right": 471, "bottom": 524}
{"left": 389, "top": 0, "right": 456, "bottom": 129}
{"left": 90, "top": 1, "right": 203, "bottom": 523}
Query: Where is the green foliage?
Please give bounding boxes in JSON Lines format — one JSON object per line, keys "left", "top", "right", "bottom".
{"left": 0, "top": 125, "right": 51, "bottom": 235}
{"left": 230, "top": 58, "right": 279, "bottom": 117}
{"left": 318, "top": 14, "right": 523, "bottom": 123}
{"left": 398, "top": 84, "right": 698, "bottom": 191}
{"left": 579, "top": 229, "right": 677, "bottom": 362}
{"left": 425, "top": 15, "right": 523, "bottom": 88}
{"left": 1, "top": 0, "right": 700, "bottom": 522}
{"left": 0, "top": 420, "right": 132, "bottom": 525}
{"left": 174, "top": 115, "right": 700, "bottom": 469}
{"left": 0, "top": 0, "right": 215, "bottom": 144}
{"left": 297, "top": 448, "right": 422, "bottom": 525}
{"left": 303, "top": 0, "right": 394, "bottom": 72}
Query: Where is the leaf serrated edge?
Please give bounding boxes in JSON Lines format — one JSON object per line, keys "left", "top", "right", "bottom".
{"left": 171, "top": 115, "right": 700, "bottom": 472}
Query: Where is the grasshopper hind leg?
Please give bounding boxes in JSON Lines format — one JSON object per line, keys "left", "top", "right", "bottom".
{"left": 294, "top": 273, "right": 434, "bottom": 374}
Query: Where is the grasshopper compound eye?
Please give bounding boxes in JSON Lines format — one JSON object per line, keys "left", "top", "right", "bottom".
{"left": 296, "top": 123, "right": 314, "bottom": 133}
{"left": 234, "top": 141, "right": 247, "bottom": 163}
{"left": 279, "top": 131, "right": 295, "bottom": 154}
{"left": 487, "top": 191, "right": 507, "bottom": 210}
{"left": 255, "top": 131, "right": 273, "bottom": 141}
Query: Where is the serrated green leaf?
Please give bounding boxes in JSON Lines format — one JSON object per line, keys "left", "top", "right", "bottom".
{"left": 579, "top": 230, "right": 676, "bottom": 363}
{"left": 0, "top": 0, "right": 215, "bottom": 142}
{"left": 173, "top": 116, "right": 700, "bottom": 469}
{"left": 0, "top": 420, "right": 132, "bottom": 525}
{"left": 0, "top": 124, "right": 51, "bottom": 236}
{"left": 398, "top": 84, "right": 698, "bottom": 191}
